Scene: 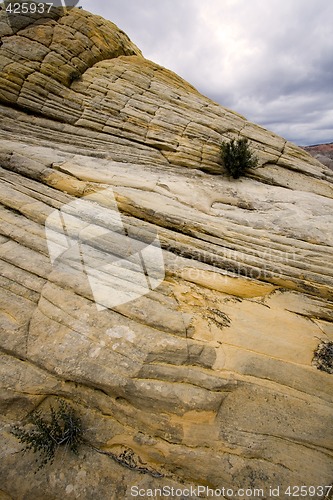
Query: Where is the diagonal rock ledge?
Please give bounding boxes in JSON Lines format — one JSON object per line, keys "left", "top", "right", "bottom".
{"left": 0, "top": 6, "right": 332, "bottom": 499}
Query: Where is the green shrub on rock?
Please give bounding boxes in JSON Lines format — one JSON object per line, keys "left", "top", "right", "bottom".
{"left": 11, "top": 399, "right": 83, "bottom": 471}
{"left": 221, "top": 138, "right": 258, "bottom": 179}
{"left": 312, "top": 340, "right": 333, "bottom": 374}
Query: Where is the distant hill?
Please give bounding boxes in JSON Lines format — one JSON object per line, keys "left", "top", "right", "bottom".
{"left": 303, "top": 142, "right": 333, "bottom": 170}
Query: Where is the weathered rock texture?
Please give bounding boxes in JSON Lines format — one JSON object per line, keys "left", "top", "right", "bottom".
{"left": 0, "top": 7, "right": 333, "bottom": 499}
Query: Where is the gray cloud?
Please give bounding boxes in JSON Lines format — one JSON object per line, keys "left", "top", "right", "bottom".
{"left": 81, "top": 0, "right": 333, "bottom": 145}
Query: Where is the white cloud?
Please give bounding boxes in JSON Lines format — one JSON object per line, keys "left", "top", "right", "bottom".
{"left": 79, "top": 0, "right": 333, "bottom": 145}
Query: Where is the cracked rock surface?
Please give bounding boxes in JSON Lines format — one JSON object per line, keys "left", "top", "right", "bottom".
{"left": 0, "top": 7, "right": 332, "bottom": 499}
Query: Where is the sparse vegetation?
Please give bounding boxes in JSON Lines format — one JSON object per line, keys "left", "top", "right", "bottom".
{"left": 11, "top": 399, "right": 83, "bottom": 471}
{"left": 220, "top": 138, "right": 258, "bottom": 179}
{"left": 11, "top": 399, "right": 164, "bottom": 477}
{"left": 312, "top": 340, "right": 333, "bottom": 374}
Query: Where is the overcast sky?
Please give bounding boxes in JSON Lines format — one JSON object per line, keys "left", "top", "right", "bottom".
{"left": 80, "top": 0, "right": 333, "bottom": 146}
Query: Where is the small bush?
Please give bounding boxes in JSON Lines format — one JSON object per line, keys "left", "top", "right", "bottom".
{"left": 312, "top": 340, "right": 333, "bottom": 374}
{"left": 11, "top": 399, "right": 83, "bottom": 471}
{"left": 221, "top": 138, "right": 258, "bottom": 179}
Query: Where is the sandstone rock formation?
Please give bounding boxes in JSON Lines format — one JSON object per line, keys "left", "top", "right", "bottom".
{"left": 0, "top": 6, "right": 332, "bottom": 499}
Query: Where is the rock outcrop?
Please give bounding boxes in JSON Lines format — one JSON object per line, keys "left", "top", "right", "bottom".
{"left": 0, "top": 6, "right": 332, "bottom": 499}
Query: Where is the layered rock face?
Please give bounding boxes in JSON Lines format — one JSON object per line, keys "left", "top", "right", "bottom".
{"left": 0, "top": 7, "right": 333, "bottom": 499}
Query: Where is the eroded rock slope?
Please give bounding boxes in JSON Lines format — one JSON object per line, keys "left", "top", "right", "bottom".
{"left": 0, "top": 7, "right": 332, "bottom": 499}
